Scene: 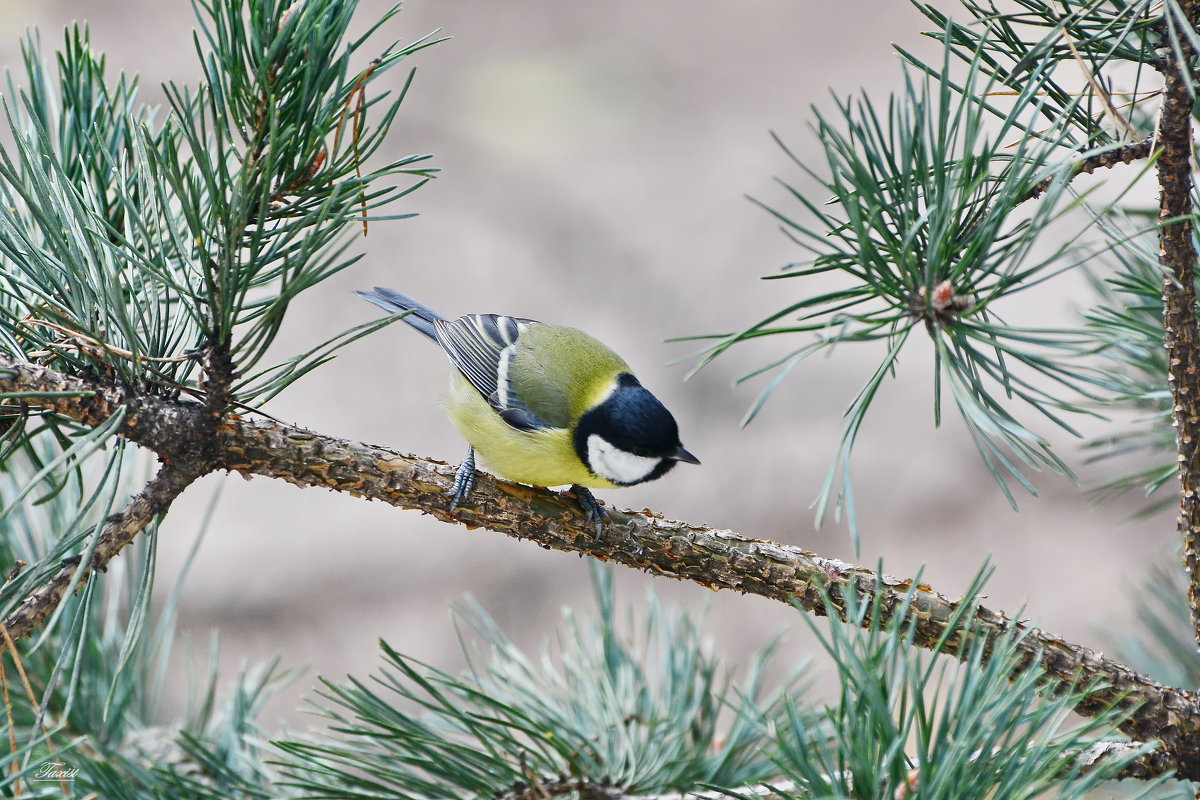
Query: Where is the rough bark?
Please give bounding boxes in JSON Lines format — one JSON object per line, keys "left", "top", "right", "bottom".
{"left": 1022, "top": 135, "right": 1156, "bottom": 202}
{"left": 1155, "top": 0, "right": 1200, "bottom": 667}
{"left": 1, "top": 351, "right": 1197, "bottom": 777}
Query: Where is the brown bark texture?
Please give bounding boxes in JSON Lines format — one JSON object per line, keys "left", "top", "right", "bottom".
{"left": 1, "top": 352, "right": 1199, "bottom": 778}
{"left": 1155, "top": 0, "right": 1200, "bottom": 675}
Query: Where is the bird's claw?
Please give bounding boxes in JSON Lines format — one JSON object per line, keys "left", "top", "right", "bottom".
{"left": 447, "top": 446, "right": 476, "bottom": 511}
{"left": 569, "top": 484, "right": 609, "bottom": 541}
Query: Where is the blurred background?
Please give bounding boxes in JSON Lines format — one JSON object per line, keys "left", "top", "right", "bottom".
{"left": 0, "top": 0, "right": 1173, "bottom": 729}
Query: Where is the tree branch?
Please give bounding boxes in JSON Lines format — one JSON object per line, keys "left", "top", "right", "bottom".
{"left": 0, "top": 360, "right": 212, "bottom": 644}
{"left": 1154, "top": 1, "right": 1200, "bottom": 663}
{"left": 1, "top": 351, "right": 1197, "bottom": 777}
{"left": 1022, "top": 135, "right": 1156, "bottom": 202}
{"left": 0, "top": 457, "right": 202, "bottom": 644}
{"left": 1082, "top": 741, "right": 1177, "bottom": 782}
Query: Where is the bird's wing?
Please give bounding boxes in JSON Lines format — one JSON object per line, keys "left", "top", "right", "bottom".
{"left": 433, "top": 314, "right": 557, "bottom": 431}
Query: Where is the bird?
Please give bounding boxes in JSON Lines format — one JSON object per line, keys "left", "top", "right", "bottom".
{"left": 355, "top": 287, "right": 699, "bottom": 535}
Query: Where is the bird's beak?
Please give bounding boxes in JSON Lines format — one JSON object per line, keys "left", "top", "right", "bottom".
{"left": 672, "top": 445, "right": 701, "bottom": 465}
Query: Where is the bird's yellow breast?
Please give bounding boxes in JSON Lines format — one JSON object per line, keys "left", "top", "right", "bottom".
{"left": 441, "top": 372, "right": 618, "bottom": 489}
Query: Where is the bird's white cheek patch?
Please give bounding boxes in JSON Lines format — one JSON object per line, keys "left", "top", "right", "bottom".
{"left": 586, "top": 434, "right": 662, "bottom": 486}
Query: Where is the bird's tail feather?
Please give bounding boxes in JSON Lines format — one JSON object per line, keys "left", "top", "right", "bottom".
{"left": 354, "top": 287, "right": 445, "bottom": 341}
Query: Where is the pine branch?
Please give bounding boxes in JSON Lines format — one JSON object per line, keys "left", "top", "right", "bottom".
{"left": 1081, "top": 741, "right": 1176, "bottom": 782}
{"left": 0, "top": 456, "right": 201, "bottom": 645}
{"left": 1153, "top": 1, "right": 1200, "bottom": 660}
{"left": 1, "top": 350, "right": 1197, "bottom": 781}
{"left": 1021, "top": 135, "right": 1157, "bottom": 202}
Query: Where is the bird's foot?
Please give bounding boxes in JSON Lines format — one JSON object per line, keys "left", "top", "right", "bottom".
{"left": 447, "top": 446, "right": 476, "bottom": 511}
{"left": 569, "top": 484, "right": 609, "bottom": 541}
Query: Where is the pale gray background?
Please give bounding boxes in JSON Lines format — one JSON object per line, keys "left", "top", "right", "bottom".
{"left": 0, "top": 1, "right": 1171, "bottom": 728}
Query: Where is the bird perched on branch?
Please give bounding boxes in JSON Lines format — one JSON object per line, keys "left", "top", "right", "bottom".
{"left": 356, "top": 287, "right": 699, "bottom": 535}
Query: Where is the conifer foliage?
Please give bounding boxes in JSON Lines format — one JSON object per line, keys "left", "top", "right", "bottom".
{"left": 0, "top": 0, "right": 1198, "bottom": 797}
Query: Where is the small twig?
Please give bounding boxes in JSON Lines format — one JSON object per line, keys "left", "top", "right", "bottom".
{"left": 18, "top": 319, "right": 196, "bottom": 364}
{"left": 0, "top": 459, "right": 202, "bottom": 645}
{"left": 331, "top": 58, "right": 379, "bottom": 236}
{"left": 2, "top": 563, "right": 25, "bottom": 589}
{"left": 1022, "top": 135, "right": 1156, "bottom": 202}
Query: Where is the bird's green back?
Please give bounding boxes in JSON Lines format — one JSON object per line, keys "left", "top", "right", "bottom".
{"left": 509, "top": 323, "right": 630, "bottom": 429}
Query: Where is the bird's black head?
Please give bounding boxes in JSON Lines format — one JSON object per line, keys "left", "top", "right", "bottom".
{"left": 573, "top": 373, "right": 699, "bottom": 486}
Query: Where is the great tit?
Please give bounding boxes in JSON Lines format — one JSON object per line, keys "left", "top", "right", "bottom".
{"left": 355, "top": 287, "right": 699, "bottom": 533}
